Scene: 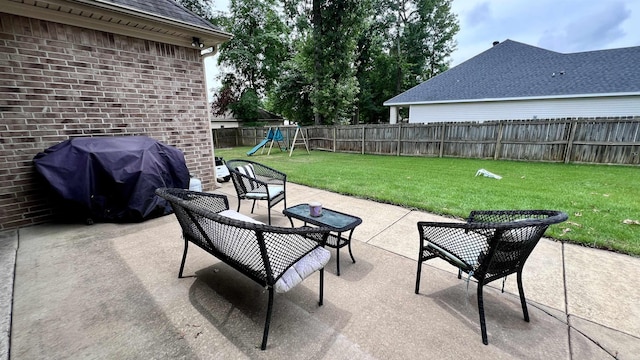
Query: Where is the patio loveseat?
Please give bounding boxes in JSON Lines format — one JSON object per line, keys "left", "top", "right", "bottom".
{"left": 155, "top": 188, "right": 332, "bottom": 350}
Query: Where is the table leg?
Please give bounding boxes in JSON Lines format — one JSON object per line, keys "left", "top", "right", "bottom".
{"left": 334, "top": 229, "right": 358, "bottom": 276}
{"left": 347, "top": 228, "right": 356, "bottom": 263}
{"left": 336, "top": 231, "right": 341, "bottom": 276}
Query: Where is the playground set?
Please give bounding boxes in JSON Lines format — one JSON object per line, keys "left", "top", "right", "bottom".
{"left": 247, "top": 125, "right": 310, "bottom": 157}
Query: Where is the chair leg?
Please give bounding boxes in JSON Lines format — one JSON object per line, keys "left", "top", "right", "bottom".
{"left": 517, "top": 270, "right": 530, "bottom": 322}
{"left": 261, "top": 288, "right": 274, "bottom": 350}
{"left": 251, "top": 199, "right": 257, "bottom": 214}
{"left": 319, "top": 268, "right": 324, "bottom": 306}
{"left": 477, "top": 282, "right": 489, "bottom": 345}
{"left": 415, "top": 259, "right": 423, "bottom": 294}
{"left": 178, "top": 239, "right": 189, "bottom": 278}
{"left": 267, "top": 203, "right": 272, "bottom": 225}
{"left": 236, "top": 197, "right": 241, "bottom": 212}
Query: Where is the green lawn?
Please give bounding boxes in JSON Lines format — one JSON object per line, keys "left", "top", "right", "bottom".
{"left": 214, "top": 147, "right": 640, "bottom": 256}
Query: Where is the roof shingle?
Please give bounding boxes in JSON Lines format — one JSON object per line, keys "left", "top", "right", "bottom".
{"left": 384, "top": 40, "right": 640, "bottom": 105}
{"left": 104, "top": 0, "right": 219, "bottom": 31}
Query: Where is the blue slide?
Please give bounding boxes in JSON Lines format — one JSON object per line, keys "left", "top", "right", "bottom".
{"left": 247, "top": 128, "right": 285, "bottom": 155}
{"left": 246, "top": 138, "right": 270, "bottom": 156}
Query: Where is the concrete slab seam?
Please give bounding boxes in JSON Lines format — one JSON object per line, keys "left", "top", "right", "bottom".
{"left": 561, "top": 241, "right": 621, "bottom": 360}
{"left": 569, "top": 314, "right": 636, "bottom": 359}
{"left": 362, "top": 209, "right": 414, "bottom": 244}
{"left": 562, "top": 241, "right": 573, "bottom": 357}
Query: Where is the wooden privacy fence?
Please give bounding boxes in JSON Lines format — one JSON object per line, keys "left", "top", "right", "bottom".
{"left": 213, "top": 117, "right": 640, "bottom": 165}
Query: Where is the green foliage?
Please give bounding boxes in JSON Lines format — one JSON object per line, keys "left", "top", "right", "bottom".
{"left": 217, "top": 0, "right": 291, "bottom": 95}
{"left": 266, "top": 55, "right": 315, "bottom": 125}
{"left": 216, "top": 147, "right": 640, "bottom": 256}
{"left": 277, "top": 0, "right": 367, "bottom": 125}
{"left": 174, "top": 0, "right": 214, "bottom": 20}
{"left": 386, "top": 0, "right": 459, "bottom": 91}
{"left": 215, "top": 0, "right": 459, "bottom": 125}
{"left": 229, "top": 89, "right": 261, "bottom": 121}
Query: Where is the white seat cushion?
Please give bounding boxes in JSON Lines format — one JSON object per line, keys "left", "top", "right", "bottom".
{"left": 275, "top": 247, "right": 331, "bottom": 293}
{"left": 246, "top": 185, "right": 284, "bottom": 200}
{"left": 218, "top": 210, "right": 264, "bottom": 224}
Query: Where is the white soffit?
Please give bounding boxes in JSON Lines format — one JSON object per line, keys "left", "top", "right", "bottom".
{"left": 3, "top": 0, "right": 232, "bottom": 48}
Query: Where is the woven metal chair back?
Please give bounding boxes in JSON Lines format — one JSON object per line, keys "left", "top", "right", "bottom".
{"left": 418, "top": 210, "right": 568, "bottom": 282}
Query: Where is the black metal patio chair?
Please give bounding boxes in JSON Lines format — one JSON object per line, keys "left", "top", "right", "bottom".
{"left": 415, "top": 210, "right": 568, "bottom": 345}
{"left": 225, "top": 159, "right": 287, "bottom": 225}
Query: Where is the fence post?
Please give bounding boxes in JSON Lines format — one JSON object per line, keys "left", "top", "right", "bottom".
{"left": 361, "top": 125, "right": 365, "bottom": 154}
{"left": 397, "top": 123, "right": 402, "bottom": 156}
{"left": 212, "top": 129, "right": 218, "bottom": 148}
{"left": 439, "top": 123, "right": 446, "bottom": 158}
{"left": 564, "top": 119, "right": 578, "bottom": 163}
{"left": 333, "top": 126, "right": 337, "bottom": 152}
{"left": 494, "top": 121, "right": 504, "bottom": 160}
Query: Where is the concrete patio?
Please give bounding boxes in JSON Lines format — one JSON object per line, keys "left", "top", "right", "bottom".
{"left": 1, "top": 181, "right": 639, "bottom": 359}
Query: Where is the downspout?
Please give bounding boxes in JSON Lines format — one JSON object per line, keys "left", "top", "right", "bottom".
{"left": 202, "top": 46, "right": 219, "bottom": 189}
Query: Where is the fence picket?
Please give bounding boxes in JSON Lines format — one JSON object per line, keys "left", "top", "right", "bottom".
{"left": 213, "top": 116, "right": 640, "bottom": 165}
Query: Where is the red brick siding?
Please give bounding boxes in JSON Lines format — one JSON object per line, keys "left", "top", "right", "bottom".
{"left": 0, "top": 14, "right": 216, "bottom": 230}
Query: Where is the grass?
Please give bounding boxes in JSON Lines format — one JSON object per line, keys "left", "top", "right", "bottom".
{"left": 215, "top": 147, "right": 640, "bottom": 256}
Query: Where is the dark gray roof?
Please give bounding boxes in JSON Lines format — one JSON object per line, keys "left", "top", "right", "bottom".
{"left": 103, "top": 0, "right": 220, "bottom": 31}
{"left": 384, "top": 39, "right": 640, "bottom": 105}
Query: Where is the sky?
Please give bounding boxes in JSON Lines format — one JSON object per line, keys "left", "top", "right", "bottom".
{"left": 205, "top": 0, "right": 640, "bottom": 93}
{"left": 450, "top": 0, "right": 640, "bottom": 66}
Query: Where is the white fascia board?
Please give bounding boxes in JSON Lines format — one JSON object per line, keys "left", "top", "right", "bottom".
{"left": 384, "top": 92, "right": 640, "bottom": 107}
{"left": 72, "top": 0, "right": 232, "bottom": 38}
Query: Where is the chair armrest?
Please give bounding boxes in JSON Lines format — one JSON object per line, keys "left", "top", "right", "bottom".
{"left": 155, "top": 188, "right": 230, "bottom": 213}
{"left": 226, "top": 160, "right": 287, "bottom": 197}
{"left": 253, "top": 166, "right": 286, "bottom": 184}
{"left": 467, "top": 210, "right": 568, "bottom": 225}
{"left": 226, "top": 159, "right": 287, "bottom": 184}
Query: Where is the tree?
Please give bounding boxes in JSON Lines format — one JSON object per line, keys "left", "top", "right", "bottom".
{"left": 352, "top": 0, "right": 396, "bottom": 123}
{"left": 267, "top": 55, "right": 315, "bottom": 124}
{"left": 212, "top": 0, "right": 291, "bottom": 121}
{"left": 174, "top": 0, "right": 214, "bottom": 20}
{"left": 278, "top": 0, "right": 368, "bottom": 125}
{"left": 387, "top": 0, "right": 459, "bottom": 92}
{"left": 208, "top": 0, "right": 458, "bottom": 124}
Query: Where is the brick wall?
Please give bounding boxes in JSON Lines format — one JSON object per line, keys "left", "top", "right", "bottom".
{"left": 0, "top": 14, "right": 216, "bottom": 230}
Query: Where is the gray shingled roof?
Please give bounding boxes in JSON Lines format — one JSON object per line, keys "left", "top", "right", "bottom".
{"left": 104, "top": 0, "right": 220, "bottom": 31}
{"left": 384, "top": 39, "right": 640, "bottom": 106}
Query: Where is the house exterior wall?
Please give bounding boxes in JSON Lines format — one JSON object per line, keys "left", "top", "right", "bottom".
{"left": 211, "top": 110, "right": 240, "bottom": 129}
{"left": 408, "top": 96, "right": 640, "bottom": 123}
{"left": 0, "top": 14, "right": 216, "bottom": 230}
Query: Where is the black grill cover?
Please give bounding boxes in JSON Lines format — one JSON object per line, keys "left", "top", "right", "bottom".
{"left": 33, "top": 136, "right": 190, "bottom": 223}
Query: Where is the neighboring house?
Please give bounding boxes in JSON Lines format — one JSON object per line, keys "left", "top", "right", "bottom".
{"left": 211, "top": 108, "right": 284, "bottom": 129}
{"left": 0, "top": 0, "right": 232, "bottom": 230}
{"left": 384, "top": 40, "right": 640, "bottom": 123}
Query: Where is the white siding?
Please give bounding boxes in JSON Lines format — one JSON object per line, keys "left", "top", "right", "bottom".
{"left": 408, "top": 96, "right": 640, "bottom": 123}
{"left": 210, "top": 120, "right": 239, "bottom": 129}
{"left": 211, "top": 110, "right": 240, "bottom": 129}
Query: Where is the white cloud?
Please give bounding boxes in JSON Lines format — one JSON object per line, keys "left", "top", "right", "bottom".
{"left": 450, "top": 0, "right": 640, "bottom": 65}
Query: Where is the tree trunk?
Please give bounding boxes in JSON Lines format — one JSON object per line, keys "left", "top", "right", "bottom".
{"left": 312, "top": 0, "right": 322, "bottom": 125}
